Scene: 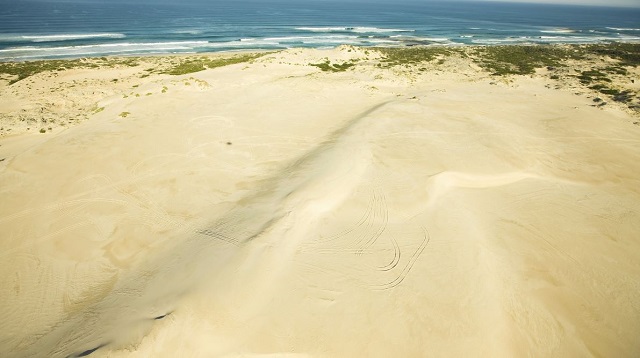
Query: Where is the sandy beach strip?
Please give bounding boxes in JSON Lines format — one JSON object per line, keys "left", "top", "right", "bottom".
{"left": 1, "top": 44, "right": 639, "bottom": 357}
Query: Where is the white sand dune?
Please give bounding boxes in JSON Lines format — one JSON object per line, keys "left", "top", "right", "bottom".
{"left": 1, "top": 47, "right": 639, "bottom": 357}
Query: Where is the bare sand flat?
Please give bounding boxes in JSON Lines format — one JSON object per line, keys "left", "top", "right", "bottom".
{"left": 1, "top": 46, "right": 639, "bottom": 357}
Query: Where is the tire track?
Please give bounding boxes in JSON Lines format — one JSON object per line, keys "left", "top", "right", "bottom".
{"left": 195, "top": 229, "right": 240, "bottom": 246}
{"left": 310, "top": 188, "right": 376, "bottom": 245}
{"left": 371, "top": 226, "right": 431, "bottom": 291}
{"left": 12, "top": 99, "right": 396, "bottom": 357}
{"left": 357, "top": 190, "right": 389, "bottom": 253}
{"left": 348, "top": 189, "right": 383, "bottom": 252}
{"left": 294, "top": 184, "right": 426, "bottom": 291}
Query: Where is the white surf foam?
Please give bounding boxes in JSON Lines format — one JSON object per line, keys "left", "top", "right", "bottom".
{"left": 0, "top": 41, "right": 210, "bottom": 60}
{"left": 21, "top": 33, "right": 126, "bottom": 42}
{"left": 540, "top": 28, "right": 577, "bottom": 34}
{"left": 295, "top": 27, "right": 413, "bottom": 34}
{"left": 606, "top": 27, "right": 640, "bottom": 31}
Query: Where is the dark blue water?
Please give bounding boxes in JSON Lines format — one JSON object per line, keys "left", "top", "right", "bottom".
{"left": 0, "top": 0, "right": 639, "bottom": 60}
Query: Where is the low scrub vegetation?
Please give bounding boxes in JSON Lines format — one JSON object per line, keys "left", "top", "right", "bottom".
{"left": 310, "top": 60, "right": 355, "bottom": 72}
{"left": 160, "top": 53, "right": 266, "bottom": 75}
{"left": 374, "top": 47, "right": 452, "bottom": 67}
{"left": 0, "top": 57, "right": 139, "bottom": 84}
{"left": 471, "top": 45, "right": 583, "bottom": 75}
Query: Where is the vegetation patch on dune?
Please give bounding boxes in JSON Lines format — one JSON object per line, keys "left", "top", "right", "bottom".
{"left": 372, "top": 43, "right": 638, "bottom": 74}
{"left": 585, "top": 43, "right": 640, "bottom": 67}
{"left": 470, "top": 43, "right": 638, "bottom": 76}
{"left": 471, "top": 45, "right": 583, "bottom": 75}
{"left": 0, "top": 57, "right": 139, "bottom": 85}
{"left": 369, "top": 43, "right": 639, "bottom": 112}
{"left": 160, "top": 53, "right": 267, "bottom": 75}
{"left": 310, "top": 60, "right": 355, "bottom": 72}
{"left": 560, "top": 44, "right": 640, "bottom": 107}
{"left": 374, "top": 47, "right": 452, "bottom": 67}
{"left": 0, "top": 52, "right": 268, "bottom": 84}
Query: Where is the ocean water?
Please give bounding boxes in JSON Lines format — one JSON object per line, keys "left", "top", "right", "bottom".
{"left": 0, "top": 0, "right": 639, "bottom": 61}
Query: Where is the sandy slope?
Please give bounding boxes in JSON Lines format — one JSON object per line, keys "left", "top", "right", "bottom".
{"left": 1, "top": 47, "right": 640, "bottom": 357}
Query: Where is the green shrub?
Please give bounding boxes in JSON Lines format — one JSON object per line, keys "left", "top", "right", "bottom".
{"left": 374, "top": 47, "right": 451, "bottom": 67}
{"left": 160, "top": 53, "right": 266, "bottom": 75}
{"left": 473, "top": 45, "right": 581, "bottom": 75}
{"left": 310, "top": 60, "right": 355, "bottom": 72}
{"left": 585, "top": 43, "right": 640, "bottom": 67}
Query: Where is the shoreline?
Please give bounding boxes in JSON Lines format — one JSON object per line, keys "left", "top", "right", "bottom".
{"left": 1, "top": 41, "right": 640, "bottom": 63}
{"left": 2, "top": 1, "right": 639, "bottom": 61}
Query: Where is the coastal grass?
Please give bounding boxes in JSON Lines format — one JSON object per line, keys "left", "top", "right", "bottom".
{"left": 0, "top": 57, "right": 139, "bottom": 85}
{"left": 374, "top": 45, "right": 575, "bottom": 74}
{"left": 578, "top": 70, "right": 611, "bottom": 84}
{"left": 310, "top": 60, "right": 355, "bottom": 72}
{"left": 371, "top": 43, "right": 639, "bottom": 111}
{"left": 0, "top": 53, "right": 266, "bottom": 84}
{"left": 471, "top": 45, "right": 583, "bottom": 75}
{"left": 0, "top": 60, "right": 78, "bottom": 84}
{"left": 473, "top": 43, "right": 640, "bottom": 75}
{"left": 374, "top": 47, "right": 452, "bottom": 67}
{"left": 371, "top": 43, "right": 639, "bottom": 75}
{"left": 585, "top": 43, "right": 640, "bottom": 67}
{"left": 159, "top": 53, "right": 267, "bottom": 75}
{"left": 589, "top": 86, "right": 634, "bottom": 103}
{"left": 568, "top": 44, "right": 639, "bottom": 104}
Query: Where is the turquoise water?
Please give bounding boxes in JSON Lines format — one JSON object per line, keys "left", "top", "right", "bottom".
{"left": 0, "top": 0, "right": 639, "bottom": 60}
